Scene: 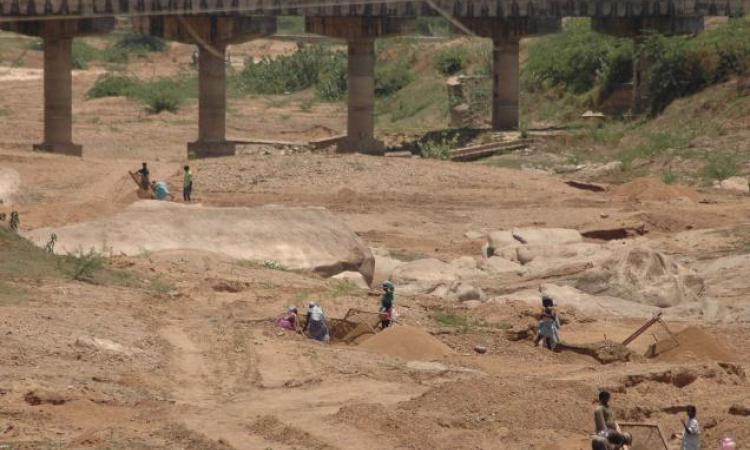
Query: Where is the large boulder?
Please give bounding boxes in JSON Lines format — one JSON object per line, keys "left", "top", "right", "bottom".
{"left": 371, "top": 249, "right": 405, "bottom": 285}
{"left": 26, "top": 202, "right": 375, "bottom": 283}
{"left": 511, "top": 227, "right": 583, "bottom": 246}
{"left": 718, "top": 176, "right": 749, "bottom": 193}
{"left": 0, "top": 168, "right": 21, "bottom": 206}
{"left": 575, "top": 246, "right": 704, "bottom": 308}
{"left": 390, "top": 258, "right": 482, "bottom": 295}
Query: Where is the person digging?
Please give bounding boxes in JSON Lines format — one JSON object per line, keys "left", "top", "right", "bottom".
{"left": 591, "top": 390, "right": 632, "bottom": 450}
{"left": 379, "top": 281, "right": 395, "bottom": 329}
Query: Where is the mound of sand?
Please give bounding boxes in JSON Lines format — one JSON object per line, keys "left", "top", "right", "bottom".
{"left": 650, "top": 326, "right": 733, "bottom": 362}
{"left": 0, "top": 167, "right": 21, "bottom": 206}
{"left": 612, "top": 177, "right": 700, "bottom": 202}
{"left": 359, "top": 325, "right": 453, "bottom": 361}
{"left": 25, "top": 202, "right": 374, "bottom": 282}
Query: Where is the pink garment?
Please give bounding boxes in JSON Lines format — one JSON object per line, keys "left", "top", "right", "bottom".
{"left": 276, "top": 313, "right": 297, "bottom": 331}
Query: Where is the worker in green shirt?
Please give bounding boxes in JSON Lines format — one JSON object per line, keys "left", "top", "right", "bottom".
{"left": 183, "top": 165, "right": 193, "bottom": 202}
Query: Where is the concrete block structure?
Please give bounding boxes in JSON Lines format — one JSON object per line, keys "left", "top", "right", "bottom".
{"left": 0, "top": 0, "right": 747, "bottom": 156}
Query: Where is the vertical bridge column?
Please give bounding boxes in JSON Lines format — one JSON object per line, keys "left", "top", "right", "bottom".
{"left": 341, "top": 37, "right": 382, "bottom": 155}
{"left": 461, "top": 18, "right": 561, "bottom": 132}
{"left": 491, "top": 39, "right": 520, "bottom": 131}
{"left": 198, "top": 42, "right": 228, "bottom": 145}
{"left": 306, "top": 17, "right": 410, "bottom": 155}
{"left": 35, "top": 22, "right": 81, "bottom": 156}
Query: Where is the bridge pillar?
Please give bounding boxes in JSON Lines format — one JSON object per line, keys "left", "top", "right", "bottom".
{"left": 191, "top": 42, "right": 233, "bottom": 157}
{"left": 36, "top": 32, "right": 80, "bottom": 156}
{"left": 593, "top": 17, "right": 704, "bottom": 114}
{"left": 341, "top": 37, "right": 382, "bottom": 155}
{"left": 134, "top": 15, "right": 276, "bottom": 157}
{"left": 0, "top": 18, "right": 114, "bottom": 156}
{"left": 491, "top": 39, "right": 520, "bottom": 131}
{"left": 461, "top": 18, "right": 561, "bottom": 131}
{"left": 306, "top": 17, "right": 411, "bottom": 155}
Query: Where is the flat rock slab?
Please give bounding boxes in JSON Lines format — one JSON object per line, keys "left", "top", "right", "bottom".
{"left": 26, "top": 202, "right": 374, "bottom": 283}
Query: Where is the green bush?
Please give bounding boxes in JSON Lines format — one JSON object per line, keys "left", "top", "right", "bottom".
{"left": 114, "top": 32, "right": 167, "bottom": 53}
{"left": 524, "top": 19, "right": 634, "bottom": 94}
{"left": 65, "top": 247, "right": 107, "bottom": 282}
{"left": 418, "top": 132, "right": 458, "bottom": 160}
{"left": 316, "top": 52, "right": 347, "bottom": 101}
{"left": 87, "top": 73, "right": 195, "bottom": 113}
{"left": 71, "top": 39, "right": 100, "bottom": 69}
{"left": 87, "top": 74, "right": 136, "bottom": 98}
{"left": 435, "top": 46, "right": 469, "bottom": 75}
{"left": 237, "top": 44, "right": 329, "bottom": 95}
{"left": 703, "top": 154, "right": 739, "bottom": 181}
{"left": 375, "top": 61, "right": 414, "bottom": 97}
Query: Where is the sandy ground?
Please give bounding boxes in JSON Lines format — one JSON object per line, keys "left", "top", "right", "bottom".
{"left": 1, "top": 35, "right": 750, "bottom": 450}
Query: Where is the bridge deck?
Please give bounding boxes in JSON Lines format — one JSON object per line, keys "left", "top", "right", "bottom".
{"left": 0, "top": 0, "right": 746, "bottom": 20}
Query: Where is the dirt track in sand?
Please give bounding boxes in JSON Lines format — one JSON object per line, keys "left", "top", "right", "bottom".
{"left": 2, "top": 37, "right": 750, "bottom": 450}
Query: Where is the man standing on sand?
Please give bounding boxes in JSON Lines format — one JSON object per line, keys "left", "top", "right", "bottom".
{"left": 681, "top": 405, "right": 700, "bottom": 450}
{"left": 136, "top": 162, "right": 150, "bottom": 191}
{"left": 183, "top": 165, "right": 193, "bottom": 202}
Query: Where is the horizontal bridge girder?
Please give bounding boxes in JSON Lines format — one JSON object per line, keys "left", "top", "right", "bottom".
{"left": 0, "top": 0, "right": 746, "bottom": 19}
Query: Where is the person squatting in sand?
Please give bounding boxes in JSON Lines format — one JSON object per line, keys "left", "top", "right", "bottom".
{"left": 591, "top": 390, "right": 632, "bottom": 450}
{"left": 535, "top": 295, "right": 561, "bottom": 350}
{"left": 379, "top": 281, "right": 396, "bottom": 329}
{"left": 276, "top": 306, "right": 300, "bottom": 332}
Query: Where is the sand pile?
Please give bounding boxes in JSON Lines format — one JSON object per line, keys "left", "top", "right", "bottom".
{"left": 359, "top": 325, "right": 453, "bottom": 361}
{"left": 651, "top": 326, "right": 733, "bottom": 362}
{"left": 611, "top": 177, "right": 700, "bottom": 202}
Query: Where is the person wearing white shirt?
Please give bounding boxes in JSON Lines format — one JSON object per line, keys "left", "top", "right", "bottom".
{"left": 682, "top": 405, "right": 700, "bottom": 450}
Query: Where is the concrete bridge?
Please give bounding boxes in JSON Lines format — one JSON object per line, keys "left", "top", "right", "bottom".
{"left": 1, "top": 0, "right": 747, "bottom": 157}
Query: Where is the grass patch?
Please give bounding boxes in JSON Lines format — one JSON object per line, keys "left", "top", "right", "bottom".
{"left": 435, "top": 46, "right": 469, "bottom": 76}
{"left": 87, "top": 73, "right": 196, "bottom": 113}
{"left": 418, "top": 131, "right": 458, "bottom": 160}
{"left": 327, "top": 279, "right": 363, "bottom": 297}
{"left": 237, "top": 259, "right": 288, "bottom": 271}
{"left": 703, "top": 154, "right": 740, "bottom": 181}
{"left": 63, "top": 247, "right": 108, "bottom": 282}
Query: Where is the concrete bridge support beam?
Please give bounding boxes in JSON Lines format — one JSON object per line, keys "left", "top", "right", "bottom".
{"left": 0, "top": 18, "right": 114, "bottom": 156}
{"left": 135, "top": 15, "right": 276, "bottom": 158}
{"left": 36, "top": 32, "right": 80, "bottom": 156}
{"left": 491, "top": 39, "right": 520, "bottom": 131}
{"left": 342, "top": 38, "right": 382, "bottom": 155}
{"left": 461, "top": 18, "right": 560, "bottom": 131}
{"left": 189, "top": 42, "right": 233, "bottom": 157}
{"left": 306, "top": 17, "right": 411, "bottom": 155}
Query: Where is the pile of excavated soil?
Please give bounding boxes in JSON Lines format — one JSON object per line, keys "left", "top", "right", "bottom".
{"left": 611, "top": 177, "right": 700, "bottom": 202}
{"left": 359, "top": 325, "right": 452, "bottom": 361}
{"left": 652, "top": 326, "right": 733, "bottom": 362}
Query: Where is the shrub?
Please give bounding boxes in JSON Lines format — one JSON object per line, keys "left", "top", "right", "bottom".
{"left": 418, "top": 132, "right": 458, "bottom": 160}
{"left": 237, "top": 44, "right": 327, "bottom": 95}
{"left": 375, "top": 61, "right": 414, "bottom": 97}
{"left": 435, "top": 46, "right": 469, "bottom": 75}
{"left": 87, "top": 74, "right": 136, "bottom": 98}
{"left": 114, "top": 32, "right": 167, "bottom": 53}
{"left": 86, "top": 74, "right": 195, "bottom": 113}
{"left": 703, "top": 154, "right": 739, "bottom": 181}
{"left": 523, "top": 19, "right": 634, "bottom": 94}
{"left": 65, "top": 247, "right": 107, "bottom": 282}
{"left": 71, "top": 39, "right": 100, "bottom": 69}
{"left": 315, "top": 51, "right": 347, "bottom": 101}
